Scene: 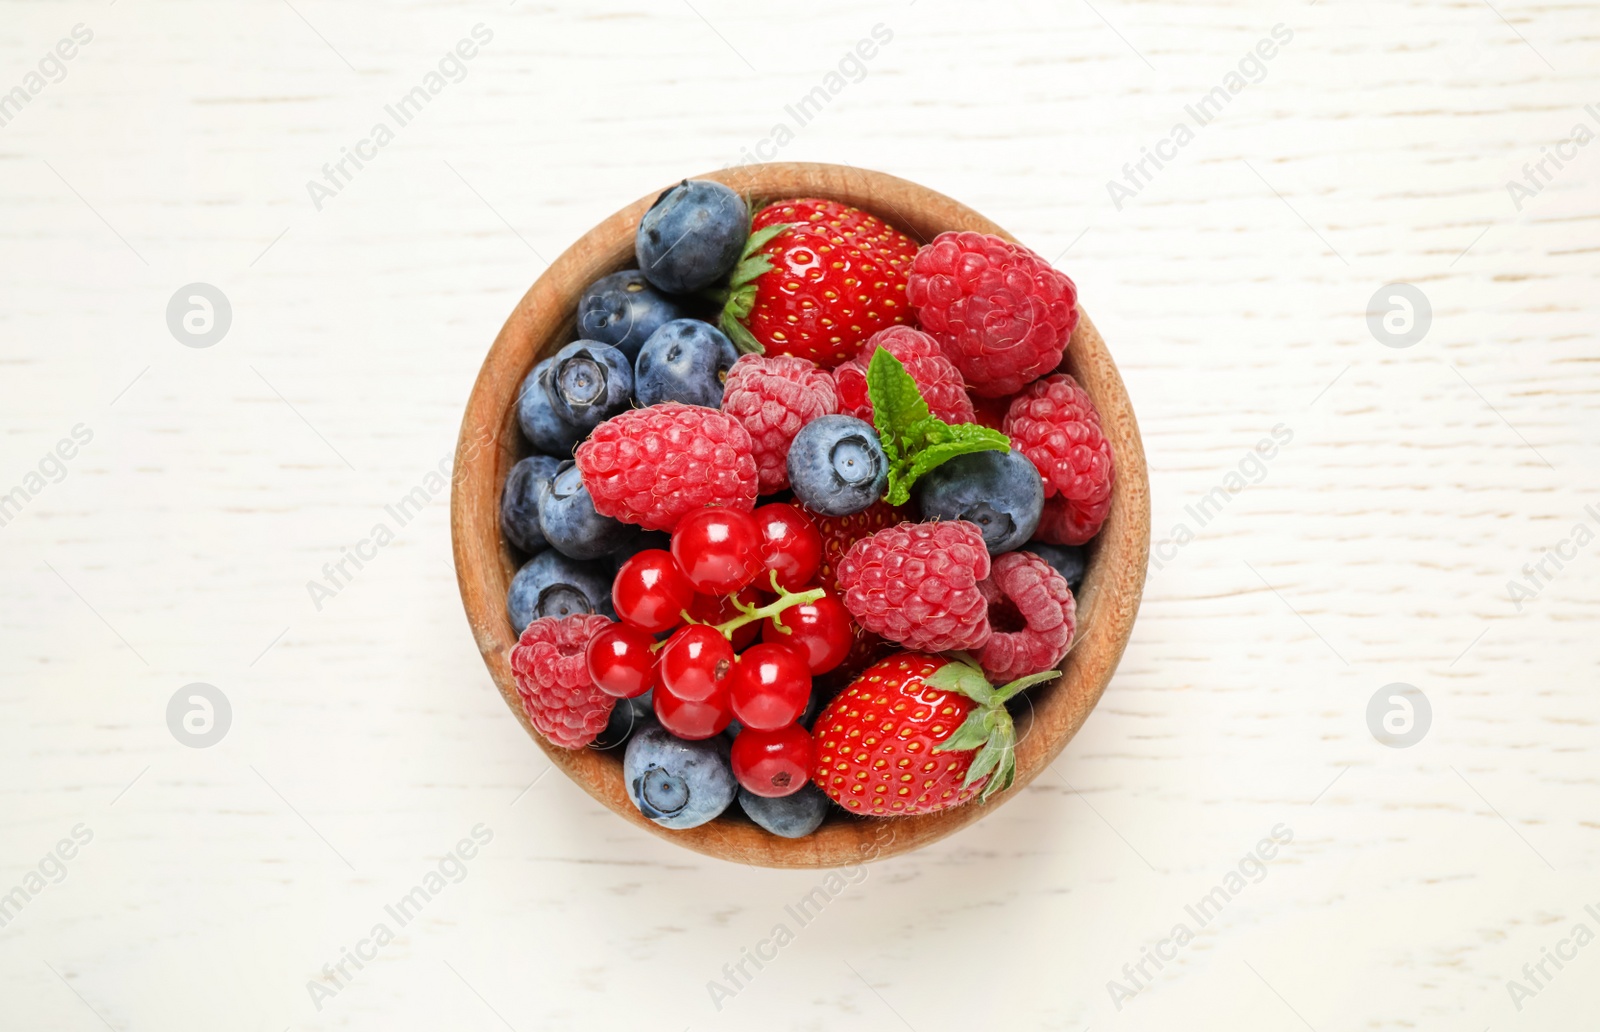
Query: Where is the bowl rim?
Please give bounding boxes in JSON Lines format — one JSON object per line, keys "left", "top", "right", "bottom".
{"left": 451, "top": 161, "right": 1150, "bottom": 869}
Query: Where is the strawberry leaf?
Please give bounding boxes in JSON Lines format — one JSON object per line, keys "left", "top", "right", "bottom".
{"left": 716, "top": 222, "right": 794, "bottom": 356}
{"left": 923, "top": 658, "right": 995, "bottom": 704}
{"left": 719, "top": 298, "right": 765, "bottom": 356}
{"left": 925, "top": 657, "right": 1024, "bottom": 802}
{"left": 725, "top": 222, "right": 791, "bottom": 292}
{"left": 993, "top": 670, "right": 1060, "bottom": 703}
{"left": 935, "top": 708, "right": 992, "bottom": 753}
{"left": 864, "top": 347, "right": 1011, "bottom": 506}
{"left": 964, "top": 735, "right": 1006, "bottom": 787}
{"left": 981, "top": 743, "right": 1018, "bottom": 801}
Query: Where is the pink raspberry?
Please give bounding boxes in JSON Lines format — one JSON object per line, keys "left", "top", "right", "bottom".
{"left": 836, "top": 521, "right": 991, "bottom": 653}
{"left": 807, "top": 499, "right": 908, "bottom": 594}
{"left": 977, "top": 552, "right": 1076, "bottom": 682}
{"left": 908, "top": 231, "right": 1079, "bottom": 398}
{"left": 833, "top": 326, "right": 975, "bottom": 426}
{"left": 576, "top": 402, "right": 758, "bottom": 532}
{"left": 509, "top": 614, "right": 615, "bottom": 749}
{"left": 721, "top": 354, "right": 839, "bottom": 492}
{"left": 1004, "top": 373, "right": 1114, "bottom": 544}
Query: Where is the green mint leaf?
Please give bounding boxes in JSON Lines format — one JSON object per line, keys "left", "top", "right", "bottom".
{"left": 862, "top": 345, "right": 1014, "bottom": 505}
{"left": 903, "top": 424, "right": 1012, "bottom": 485}
{"left": 865, "top": 348, "right": 930, "bottom": 442}
{"left": 865, "top": 347, "right": 934, "bottom": 504}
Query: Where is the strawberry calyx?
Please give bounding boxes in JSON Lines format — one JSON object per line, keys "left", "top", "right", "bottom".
{"left": 927, "top": 658, "right": 1059, "bottom": 801}
{"left": 716, "top": 221, "right": 794, "bottom": 355}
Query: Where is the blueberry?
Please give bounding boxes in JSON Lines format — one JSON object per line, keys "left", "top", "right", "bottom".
{"left": 506, "top": 549, "right": 614, "bottom": 633}
{"left": 500, "top": 454, "right": 564, "bottom": 554}
{"left": 1023, "top": 541, "right": 1088, "bottom": 592}
{"left": 738, "top": 783, "right": 829, "bottom": 839}
{"left": 547, "top": 341, "right": 633, "bottom": 432}
{"left": 915, "top": 447, "right": 1044, "bottom": 554}
{"left": 610, "top": 530, "right": 672, "bottom": 573}
{"left": 538, "top": 462, "right": 638, "bottom": 561}
{"left": 577, "top": 270, "right": 689, "bottom": 361}
{"left": 624, "top": 725, "right": 736, "bottom": 830}
{"left": 786, "top": 415, "right": 889, "bottom": 517}
{"left": 517, "top": 359, "right": 582, "bottom": 457}
{"left": 592, "top": 692, "right": 654, "bottom": 752}
{"left": 635, "top": 180, "right": 749, "bottom": 294}
{"left": 634, "top": 319, "right": 738, "bottom": 409}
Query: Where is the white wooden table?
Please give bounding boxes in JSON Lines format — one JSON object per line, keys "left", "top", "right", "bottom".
{"left": 3, "top": 1, "right": 1597, "bottom": 1028}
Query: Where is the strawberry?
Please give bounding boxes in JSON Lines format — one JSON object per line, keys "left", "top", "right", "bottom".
{"left": 804, "top": 499, "right": 907, "bottom": 594}
{"left": 718, "top": 198, "right": 918, "bottom": 368}
{"left": 811, "top": 653, "right": 1057, "bottom": 816}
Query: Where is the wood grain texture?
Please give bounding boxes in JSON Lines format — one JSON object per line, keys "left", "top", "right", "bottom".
{"left": 452, "top": 162, "right": 1151, "bottom": 867}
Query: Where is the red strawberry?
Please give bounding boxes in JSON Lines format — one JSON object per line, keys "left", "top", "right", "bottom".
{"left": 804, "top": 499, "right": 907, "bottom": 593}
{"left": 718, "top": 198, "right": 918, "bottom": 368}
{"left": 969, "top": 393, "right": 1011, "bottom": 432}
{"left": 811, "top": 654, "right": 1057, "bottom": 816}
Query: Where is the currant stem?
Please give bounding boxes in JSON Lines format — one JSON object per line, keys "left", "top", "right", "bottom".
{"left": 710, "top": 582, "right": 824, "bottom": 640}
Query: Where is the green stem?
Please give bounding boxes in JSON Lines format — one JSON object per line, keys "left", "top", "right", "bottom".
{"left": 710, "top": 581, "right": 824, "bottom": 641}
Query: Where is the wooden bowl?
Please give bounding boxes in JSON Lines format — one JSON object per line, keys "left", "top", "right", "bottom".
{"left": 451, "top": 162, "right": 1149, "bottom": 868}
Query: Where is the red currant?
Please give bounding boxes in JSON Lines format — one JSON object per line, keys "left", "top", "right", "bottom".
{"left": 654, "top": 680, "right": 732, "bottom": 740}
{"left": 752, "top": 503, "right": 822, "bottom": 592}
{"left": 688, "top": 584, "right": 765, "bottom": 650}
{"left": 612, "top": 549, "right": 693, "bottom": 633}
{"left": 762, "top": 592, "right": 853, "bottom": 674}
{"left": 728, "top": 641, "right": 812, "bottom": 730}
{"left": 657, "top": 624, "right": 735, "bottom": 703}
{"left": 730, "top": 723, "right": 814, "bottom": 797}
{"left": 585, "top": 623, "right": 656, "bottom": 699}
{"left": 671, "top": 507, "right": 762, "bottom": 594}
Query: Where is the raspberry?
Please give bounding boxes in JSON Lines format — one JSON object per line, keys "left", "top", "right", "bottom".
{"left": 836, "top": 521, "right": 992, "bottom": 653}
{"left": 806, "top": 500, "right": 907, "bottom": 593}
{"left": 1004, "top": 373, "right": 1114, "bottom": 544}
{"left": 833, "top": 325, "right": 976, "bottom": 426}
{"left": 721, "top": 354, "right": 839, "bottom": 492}
{"left": 576, "top": 402, "right": 758, "bottom": 532}
{"left": 977, "top": 552, "right": 1076, "bottom": 682}
{"left": 1036, "top": 494, "right": 1112, "bottom": 546}
{"left": 908, "top": 231, "right": 1079, "bottom": 398}
{"left": 509, "top": 614, "right": 615, "bottom": 748}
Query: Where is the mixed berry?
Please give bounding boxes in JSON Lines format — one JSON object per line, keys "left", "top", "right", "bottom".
{"left": 500, "top": 179, "right": 1116, "bottom": 837}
